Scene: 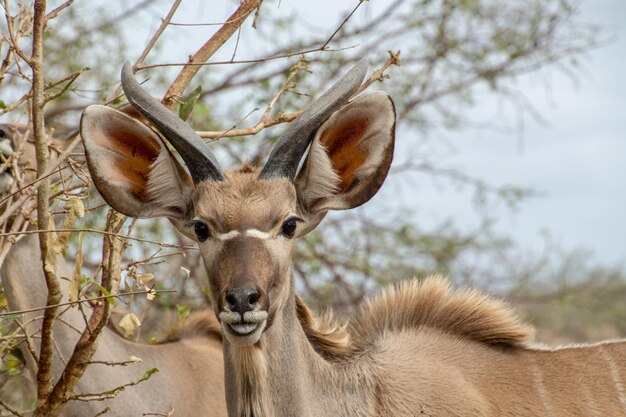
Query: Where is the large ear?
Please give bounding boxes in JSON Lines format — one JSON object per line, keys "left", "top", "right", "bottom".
{"left": 80, "top": 105, "right": 193, "bottom": 222}
{"left": 295, "top": 91, "right": 395, "bottom": 233}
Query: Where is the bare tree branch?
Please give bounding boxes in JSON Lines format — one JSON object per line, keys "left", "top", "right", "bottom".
{"left": 45, "top": 0, "right": 75, "bottom": 22}
{"left": 29, "top": 1, "right": 62, "bottom": 414}
{"left": 162, "top": 0, "right": 264, "bottom": 107}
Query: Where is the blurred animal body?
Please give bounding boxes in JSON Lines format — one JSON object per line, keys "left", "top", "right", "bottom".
{"left": 1, "top": 234, "right": 226, "bottom": 416}
{"left": 76, "top": 60, "right": 626, "bottom": 417}
{"left": 0, "top": 125, "right": 227, "bottom": 416}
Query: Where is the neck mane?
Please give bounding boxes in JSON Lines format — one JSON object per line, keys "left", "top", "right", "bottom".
{"left": 225, "top": 275, "right": 535, "bottom": 417}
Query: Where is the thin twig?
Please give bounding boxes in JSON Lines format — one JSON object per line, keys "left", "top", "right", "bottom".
{"left": 107, "top": 0, "right": 183, "bottom": 102}
{"left": 321, "top": 0, "right": 365, "bottom": 49}
{"left": 211, "top": 106, "right": 259, "bottom": 141}
{"left": 0, "top": 88, "right": 31, "bottom": 115}
{"left": 197, "top": 110, "right": 300, "bottom": 139}
{"left": 137, "top": 44, "right": 356, "bottom": 71}
{"left": 353, "top": 50, "right": 401, "bottom": 95}
{"left": 87, "top": 358, "right": 144, "bottom": 367}
{"left": 45, "top": 0, "right": 74, "bottom": 21}
{"left": 68, "top": 368, "right": 159, "bottom": 402}
{"left": 92, "top": 406, "right": 110, "bottom": 417}
{"left": 14, "top": 318, "right": 39, "bottom": 366}
{"left": 0, "top": 228, "right": 198, "bottom": 250}
{"left": 3, "top": 0, "right": 32, "bottom": 65}
{"left": 142, "top": 405, "right": 174, "bottom": 417}
{"left": 0, "top": 289, "right": 176, "bottom": 318}
{"left": 0, "top": 399, "right": 24, "bottom": 417}
{"left": 134, "top": 0, "right": 182, "bottom": 70}
{"left": 162, "top": 0, "right": 264, "bottom": 108}
{"left": 169, "top": 15, "right": 247, "bottom": 26}
{"left": 195, "top": 51, "right": 398, "bottom": 139}
{"left": 44, "top": 67, "right": 89, "bottom": 103}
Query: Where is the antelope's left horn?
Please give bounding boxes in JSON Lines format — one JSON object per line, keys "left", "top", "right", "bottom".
{"left": 259, "top": 59, "right": 368, "bottom": 180}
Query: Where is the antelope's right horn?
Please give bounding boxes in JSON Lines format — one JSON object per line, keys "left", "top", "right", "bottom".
{"left": 120, "top": 62, "right": 224, "bottom": 183}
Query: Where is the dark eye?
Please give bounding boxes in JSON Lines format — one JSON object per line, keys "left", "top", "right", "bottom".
{"left": 281, "top": 219, "right": 297, "bottom": 239}
{"left": 194, "top": 221, "right": 211, "bottom": 242}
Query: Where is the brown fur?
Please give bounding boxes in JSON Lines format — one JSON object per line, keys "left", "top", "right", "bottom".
{"left": 296, "top": 294, "right": 354, "bottom": 358}
{"left": 353, "top": 276, "right": 534, "bottom": 348}
{"left": 296, "top": 276, "right": 534, "bottom": 361}
{"left": 259, "top": 277, "right": 626, "bottom": 417}
{"left": 180, "top": 310, "right": 223, "bottom": 342}
{"left": 194, "top": 167, "right": 296, "bottom": 233}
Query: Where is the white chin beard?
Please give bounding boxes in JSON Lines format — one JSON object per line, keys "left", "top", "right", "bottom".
{"left": 222, "top": 319, "right": 267, "bottom": 346}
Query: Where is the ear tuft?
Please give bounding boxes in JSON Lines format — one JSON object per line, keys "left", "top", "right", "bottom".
{"left": 145, "top": 148, "right": 193, "bottom": 215}
{"left": 296, "top": 139, "right": 341, "bottom": 204}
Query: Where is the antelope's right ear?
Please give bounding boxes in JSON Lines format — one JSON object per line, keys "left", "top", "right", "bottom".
{"left": 80, "top": 105, "right": 193, "bottom": 222}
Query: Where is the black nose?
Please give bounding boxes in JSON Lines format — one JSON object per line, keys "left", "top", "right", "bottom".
{"left": 225, "top": 288, "right": 260, "bottom": 316}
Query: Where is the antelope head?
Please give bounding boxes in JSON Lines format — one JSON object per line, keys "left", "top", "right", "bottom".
{"left": 80, "top": 61, "right": 395, "bottom": 347}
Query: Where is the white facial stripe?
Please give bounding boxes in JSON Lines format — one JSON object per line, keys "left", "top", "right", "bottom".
{"left": 217, "top": 230, "right": 241, "bottom": 241}
{"left": 216, "top": 229, "right": 274, "bottom": 241}
{"left": 244, "top": 229, "right": 272, "bottom": 240}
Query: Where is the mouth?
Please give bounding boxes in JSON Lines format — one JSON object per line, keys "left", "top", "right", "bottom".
{"left": 228, "top": 322, "right": 259, "bottom": 335}
{"left": 219, "top": 310, "right": 268, "bottom": 345}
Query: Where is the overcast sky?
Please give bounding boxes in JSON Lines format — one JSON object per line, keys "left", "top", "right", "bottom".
{"left": 142, "top": 0, "right": 625, "bottom": 266}
{"left": 412, "top": 0, "right": 626, "bottom": 265}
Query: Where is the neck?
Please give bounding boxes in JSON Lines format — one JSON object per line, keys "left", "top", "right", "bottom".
{"left": 222, "top": 278, "right": 372, "bottom": 417}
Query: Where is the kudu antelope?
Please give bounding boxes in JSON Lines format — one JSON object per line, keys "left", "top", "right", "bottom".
{"left": 0, "top": 130, "right": 226, "bottom": 416}
{"left": 80, "top": 60, "right": 626, "bottom": 417}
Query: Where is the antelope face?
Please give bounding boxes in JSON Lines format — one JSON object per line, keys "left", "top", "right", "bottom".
{"left": 81, "top": 60, "right": 396, "bottom": 347}
{"left": 193, "top": 173, "right": 299, "bottom": 345}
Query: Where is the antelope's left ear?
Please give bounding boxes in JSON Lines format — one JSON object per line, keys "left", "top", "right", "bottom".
{"left": 295, "top": 91, "right": 395, "bottom": 234}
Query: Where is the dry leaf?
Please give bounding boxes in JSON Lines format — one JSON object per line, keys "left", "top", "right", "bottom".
{"left": 144, "top": 286, "right": 156, "bottom": 301}
{"left": 119, "top": 313, "right": 141, "bottom": 338}
{"left": 72, "top": 197, "right": 85, "bottom": 218}
{"left": 139, "top": 273, "right": 154, "bottom": 283}
{"left": 45, "top": 217, "right": 58, "bottom": 267}
{"left": 126, "top": 267, "right": 138, "bottom": 288}
{"left": 68, "top": 232, "right": 83, "bottom": 304}
{"left": 53, "top": 197, "right": 86, "bottom": 254}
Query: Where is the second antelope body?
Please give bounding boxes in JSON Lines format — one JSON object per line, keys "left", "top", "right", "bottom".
{"left": 80, "top": 61, "right": 626, "bottom": 416}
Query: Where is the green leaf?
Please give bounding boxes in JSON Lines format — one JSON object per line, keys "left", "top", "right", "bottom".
{"left": 179, "top": 85, "right": 202, "bottom": 121}
{"left": 0, "top": 99, "right": 6, "bottom": 110}
{"left": 176, "top": 305, "right": 190, "bottom": 321}
{"left": 86, "top": 278, "right": 115, "bottom": 305}
{"left": 136, "top": 367, "right": 159, "bottom": 383}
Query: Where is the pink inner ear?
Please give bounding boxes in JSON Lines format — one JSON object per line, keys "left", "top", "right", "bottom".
{"left": 94, "top": 123, "right": 161, "bottom": 202}
{"left": 320, "top": 116, "right": 371, "bottom": 193}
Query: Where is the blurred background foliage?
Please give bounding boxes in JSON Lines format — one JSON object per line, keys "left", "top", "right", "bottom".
{"left": 0, "top": 0, "right": 624, "bottom": 410}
